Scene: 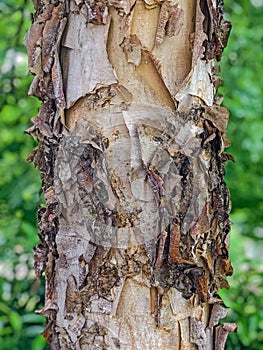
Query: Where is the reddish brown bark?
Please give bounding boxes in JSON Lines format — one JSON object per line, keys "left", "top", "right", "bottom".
{"left": 26, "top": 0, "right": 236, "bottom": 348}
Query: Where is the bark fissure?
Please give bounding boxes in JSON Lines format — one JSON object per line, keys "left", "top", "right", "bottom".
{"left": 25, "top": 0, "right": 236, "bottom": 348}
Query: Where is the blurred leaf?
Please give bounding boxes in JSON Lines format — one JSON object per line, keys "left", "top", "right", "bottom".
{"left": 9, "top": 311, "right": 23, "bottom": 332}
{"left": 31, "top": 335, "right": 48, "bottom": 350}
{"left": 0, "top": 303, "right": 11, "bottom": 315}
{"left": 21, "top": 313, "right": 44, "bottom": 324}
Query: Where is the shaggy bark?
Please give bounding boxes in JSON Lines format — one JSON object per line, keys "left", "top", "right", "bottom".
{"left": 25, "top": 0, "right": 237, "bottom": 348}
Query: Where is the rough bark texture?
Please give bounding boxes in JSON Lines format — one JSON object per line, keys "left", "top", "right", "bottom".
{"left": 25, "top": 0, "right": 237, "bottom": 348}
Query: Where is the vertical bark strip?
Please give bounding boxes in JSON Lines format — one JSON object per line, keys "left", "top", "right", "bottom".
{"left": 26, "top": 0, "right": 237, "bottom": 348}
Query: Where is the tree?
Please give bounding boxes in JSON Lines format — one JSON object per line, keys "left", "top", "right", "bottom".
{"left": 25, "top": 0, "right": 236, "bottom": 348}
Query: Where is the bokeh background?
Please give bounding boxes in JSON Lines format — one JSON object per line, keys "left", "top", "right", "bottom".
{"left": 0, "top": 0, "right": 262, "bottom": 349}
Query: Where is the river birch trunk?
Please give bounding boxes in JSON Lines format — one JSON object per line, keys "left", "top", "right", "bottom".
{"left": 25, "top": 0, "right": 237, "bottom": 348}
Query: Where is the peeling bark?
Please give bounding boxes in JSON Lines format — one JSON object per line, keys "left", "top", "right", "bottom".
{"left": 26, "top": 0, "right": 236, "bottom": 348}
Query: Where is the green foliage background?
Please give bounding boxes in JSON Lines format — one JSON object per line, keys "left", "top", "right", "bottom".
{"left": 219, "top": 1, "right": 263, "bottom": 348}
{"left": 0, "top": 0, "right": 46, "bottom": 348}
{"left": 0, "top": 0, "right": 262, "bottom": 349}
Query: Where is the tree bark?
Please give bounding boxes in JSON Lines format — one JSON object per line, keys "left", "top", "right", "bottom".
{"left": 25, "top": 0, "right": 237, "bottom": 348}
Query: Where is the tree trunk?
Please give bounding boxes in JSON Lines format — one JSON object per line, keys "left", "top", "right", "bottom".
{"left": 25, "top": 0, "right": 236, "bottom": 348}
